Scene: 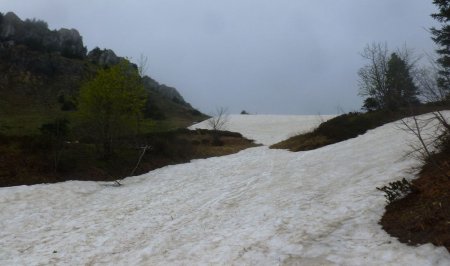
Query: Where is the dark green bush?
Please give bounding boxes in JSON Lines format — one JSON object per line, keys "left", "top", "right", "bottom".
{"left": 58, "top": 95, "right": 77, "bottom": 111}
{"left": 377, "top": 178, "right": 413, "bottom": 203}
{"left": 305, "top": 109, "right": 408, "bottom": 144}
{"left": 143, "top": 101, "right": 166, "bottom": 120}
{"left": 40, "top": 118, "right": 69, "bottom": 138}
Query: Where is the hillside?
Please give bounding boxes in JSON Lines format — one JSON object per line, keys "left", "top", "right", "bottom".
{"left": 0, "top": 12, "right": 241, "bottom": 187}
{"left": 1, "top": 114, "right": 449, "bottom": 265}
{"left": 271, "top": 105, "right": 449, "bottom": 152}
{"left": 0, "top": 11, "right": 206, "bottom": 135}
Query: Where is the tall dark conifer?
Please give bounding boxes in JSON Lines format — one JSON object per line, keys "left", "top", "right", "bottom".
{"left": 431, "top": 0, "right": 450, "bottom": 92}
{"left": 385, "top": 53, "right": 420, "bottom": 109}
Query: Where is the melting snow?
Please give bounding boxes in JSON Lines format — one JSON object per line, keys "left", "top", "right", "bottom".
{"left": 1, "top": 114, "right": 449, "bottom": 265}
{"left": 190, "top": 114, "right": 335, "bottom": 145}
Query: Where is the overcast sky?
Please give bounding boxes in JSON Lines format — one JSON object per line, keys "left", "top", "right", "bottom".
{"left": 1, "top": 0, "right": 439, "bottom": 115}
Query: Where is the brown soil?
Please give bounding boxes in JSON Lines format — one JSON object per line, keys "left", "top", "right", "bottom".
{"left": 0, "top": 129, "right": 259, "bottom": 187}
{"left": 380, "top": 148, "right": 450, "bottom": 252}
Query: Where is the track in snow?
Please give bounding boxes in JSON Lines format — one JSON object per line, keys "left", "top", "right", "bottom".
{"left": 1, "top": 114, "right": 449, "bottom": 265}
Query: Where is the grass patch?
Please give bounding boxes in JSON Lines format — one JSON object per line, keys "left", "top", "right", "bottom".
{"left": 0, "top": 106, "right": 65, "bottom": 136}
{"left": 0, "top": 128, "right": 258, "bottom": 187}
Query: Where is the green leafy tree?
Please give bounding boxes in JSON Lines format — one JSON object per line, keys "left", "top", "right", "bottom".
{"left": 78, "top": 61, "right": 146, "bottom": 158}
{"left": 431, "top": 0, "right": 450, "bottom": 93}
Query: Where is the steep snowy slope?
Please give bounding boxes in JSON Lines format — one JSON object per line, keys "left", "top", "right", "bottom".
{"left": 1, "top": 115, "right": 449, "bottom": 265}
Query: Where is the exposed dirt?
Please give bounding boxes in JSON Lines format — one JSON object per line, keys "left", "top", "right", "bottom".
{"left": 380, "top": 148, "right": 450, "bottom": 252}
{"left": 0, "top": 129, "right": 258, "bottom": 187}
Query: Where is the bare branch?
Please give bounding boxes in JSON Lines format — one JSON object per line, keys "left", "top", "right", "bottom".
{"left": 137, "top": 54, "right": 149, "bottom": 77}
{"left": 415, "top": 55, "right": 448, "bottom": 103}
{"left": 207, "top": 107, "right": 229, "bottom": 131}
{"left": 399, "top": 113, "right": 450, "bottom": 178}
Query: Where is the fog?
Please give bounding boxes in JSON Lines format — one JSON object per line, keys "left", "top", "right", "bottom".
{"left": 0, "top": 0, "right": 439, "bottom": 114}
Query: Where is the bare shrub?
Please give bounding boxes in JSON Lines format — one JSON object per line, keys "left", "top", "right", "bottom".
{"left": 208, "top": 107, "right": 229, "bottom": 146}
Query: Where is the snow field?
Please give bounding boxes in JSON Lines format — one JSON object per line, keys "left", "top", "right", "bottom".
{"left": 1, "top": 114, "right": 450, "bottom": 265}
{"left": 189, "top": 114, "right": 336, "bottom": 145}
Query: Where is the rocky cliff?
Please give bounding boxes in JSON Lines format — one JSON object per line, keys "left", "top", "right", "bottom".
{"left": 0, "top": 12, "right": 86, "bottom": 58}
{"left": 0, "top": 11, "right": 205, "bottom": 132}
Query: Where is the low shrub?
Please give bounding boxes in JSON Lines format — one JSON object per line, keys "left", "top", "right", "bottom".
{"left": 377, "top": 178, "right": 413, "bottom": 203}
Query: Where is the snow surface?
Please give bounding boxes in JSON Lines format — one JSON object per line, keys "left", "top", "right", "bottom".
{"left": 189, "top": 114, "right": 336, "bottom": 145}
{"left": 1, "top": 114, "right": 450, "bottom": 265}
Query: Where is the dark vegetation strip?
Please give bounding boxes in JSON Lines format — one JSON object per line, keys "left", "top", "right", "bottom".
{"left": 0, "top": 129, "right": 258, "bottom": 187}
{"left": 270, "top": 104, "right": 449, "bottom": 152}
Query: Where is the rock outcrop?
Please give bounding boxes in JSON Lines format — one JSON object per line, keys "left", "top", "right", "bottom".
{"left": 57, "top": 28, "right": 85, "bottom": 58}
{"left": 87, "top": 47, "right": 121, "bottom": 66}
{"left": 142, "top": 76, "right": 191, "bottom": 107}
{"left": 0, "top": 11, "right": 87, "bottom": 58}
{"left": 0, "top": 12, "right": 21, "bottom": 39}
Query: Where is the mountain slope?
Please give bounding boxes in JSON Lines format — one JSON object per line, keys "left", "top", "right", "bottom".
{"left": 0, "top": 12, "right": 205, "bottom": 135}
{"left": 1, "top": 114, "right": 449, "bottom": 265}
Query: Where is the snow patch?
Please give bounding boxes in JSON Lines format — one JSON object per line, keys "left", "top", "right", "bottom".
{"left": 1, "top": 113, "right": 450, "bottom": 265}
{"left": 190, "top": 114, "right": 335, "bottom": 145}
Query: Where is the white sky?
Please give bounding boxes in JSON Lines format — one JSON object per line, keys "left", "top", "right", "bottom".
{"left": 0, "top": 0, "right": 439, "bottom": 115}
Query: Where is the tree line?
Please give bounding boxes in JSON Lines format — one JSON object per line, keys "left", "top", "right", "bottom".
{"left": 358, "top": 44, "right": 419, "bottom": 111}
{"left": 358, "top": 0, "right": 449, "bottom": 111}
{"left": 357, "top": 0, "right": 450, "bottom": 178}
